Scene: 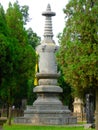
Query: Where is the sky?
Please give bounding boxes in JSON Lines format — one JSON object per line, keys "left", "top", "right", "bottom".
{"left": 0, "top": 0, "right": 69, "bottom": 44}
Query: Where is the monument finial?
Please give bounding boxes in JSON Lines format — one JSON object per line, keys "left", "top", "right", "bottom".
{"left": 42, "top": 4, "right": 56, "bottom": 44}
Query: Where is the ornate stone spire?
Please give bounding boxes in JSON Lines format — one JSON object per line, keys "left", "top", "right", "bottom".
{"left": 14, "top": 4, "right": 77, "bottom": 125}
{"left": 42, "top": 4, "right": 56, "bottom": 44}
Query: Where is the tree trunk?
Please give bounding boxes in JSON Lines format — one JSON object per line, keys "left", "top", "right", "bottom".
{"left": 95, "top": 89, "right": 98, "bottom": 130}
{"left": 7, "top": 106, "right": 12, "bottom": 125}
{"left": 7, "top": 104, "right": 9, "bottom": 118}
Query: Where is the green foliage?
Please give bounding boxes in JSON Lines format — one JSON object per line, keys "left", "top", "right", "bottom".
{"left": 0, "top": 1, "right": 37, "bottom": 108}
{"left": 6, "top": 1, "right": 28, "bottom": 45}
{"left": 0, "top": 36, "right": 9, "bottom": 101}
{"left": 27, "top": 79, "right": 36, "bottom": 105}
{"left": 58, "top": 69, "right": 74, "bottom": 109}
{"left": 20, "top": 5, "right": 30, "bottom": 24}
{"left": 57, "top": 0, "right": 98, "bottom": 98}
{"left": 0, "top": 4, "right": 9, "bottom": 36}
{"left": 27, "top": 28, "right": 41, "bottom": 49}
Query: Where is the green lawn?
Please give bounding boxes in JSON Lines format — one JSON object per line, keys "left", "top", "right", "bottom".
{"left": 3, "top": 124, "right": 95, "bottom": 130}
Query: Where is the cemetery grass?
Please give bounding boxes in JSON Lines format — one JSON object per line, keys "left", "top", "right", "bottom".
{"left": 3, "top": 124, "right": 95, "bottom": 130}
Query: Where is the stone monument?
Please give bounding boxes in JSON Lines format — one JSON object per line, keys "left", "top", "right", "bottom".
{"left": 85, "top": 94, "right": 95, "bottom": 124}
{"left": 14, "top": 4, "right": 77, "bottom": 125}
{"left": 73, "top": 97, "right": 84, "bottom": 113}
{"left": 73, "top": 97, "right": 84, "bottom": 122}
{"left": 84, "top": 94, "right": 95, "bottom": 128}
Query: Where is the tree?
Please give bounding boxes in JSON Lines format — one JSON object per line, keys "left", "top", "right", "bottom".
{"left": 58, "top": 69, "right": 74, "bottom": 110}
{"left": 6, "top": 1, "right": 28, "bottom": 45}
{"left": 20, "top": 5, "right": 30, "bottom": 25}
{"left": 0, "top": 4, "right": 9, "bottom": 85}
{"left": 57, "top": 0, "right": 98, "bottom": 128}
{"left": 5, "top": 1, "right": 36, "bottom": 105}
{"left": 6, "top": 2, "right": 40, "bottom": 106}
{"left": 27, "top": 27, "right": 41, "bottom": 49}
{"left": 0, "top": 4, "right": 9, "bottom": 37}
{"left": 0, "top": 2, "right": 37, "bottom": 125}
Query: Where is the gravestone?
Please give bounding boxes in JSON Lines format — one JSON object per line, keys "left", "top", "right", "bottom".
{"left": 85, "top": 94, "right": 95, "bottom": 124}
{"left": 73, "top": 97, "right": 84, "bottom": 122}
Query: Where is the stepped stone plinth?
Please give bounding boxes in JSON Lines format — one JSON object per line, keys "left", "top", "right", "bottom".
{"left": 14, "top": 4, "right": 77, "bottom": 125}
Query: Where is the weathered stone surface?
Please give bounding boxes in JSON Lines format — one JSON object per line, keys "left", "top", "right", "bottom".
{"left": 14, "top": 4, "right": 77, "bottom": 125}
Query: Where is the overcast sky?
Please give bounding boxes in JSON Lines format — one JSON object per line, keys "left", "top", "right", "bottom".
{"left": 0, "top": 0, "right": 69, "bottom": 44}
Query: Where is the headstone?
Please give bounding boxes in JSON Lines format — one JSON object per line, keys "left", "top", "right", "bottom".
{"left": 22, "top": 99, "right": 27, "bottom": 110}
{"left": 73, "top": 97, "right": 84, "bottom": 121}
{"left": 85, "top": 94, "right": 95, "bottom": 124}
{"left": 73, "top": 97, "right": 84, "bottom": 113}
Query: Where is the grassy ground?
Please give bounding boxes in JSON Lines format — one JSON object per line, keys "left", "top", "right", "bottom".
{"left": 3, "top": 124, "right": 95, "bottom": 130}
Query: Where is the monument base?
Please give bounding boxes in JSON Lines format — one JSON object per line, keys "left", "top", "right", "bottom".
{"left": 14, "top": 104, "right": 77, "bottom": 125}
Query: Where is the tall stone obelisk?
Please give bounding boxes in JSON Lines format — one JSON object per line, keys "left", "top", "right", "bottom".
{"left": 14, "top": 4, "right": 77, "bottom": 125}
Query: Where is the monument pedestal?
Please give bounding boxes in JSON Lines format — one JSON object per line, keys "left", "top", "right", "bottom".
{"left": 15, "top": 104, "right": 76, "bottom": 125}
{"left": 15, "top": 79, "right": 77, "bottom": 125}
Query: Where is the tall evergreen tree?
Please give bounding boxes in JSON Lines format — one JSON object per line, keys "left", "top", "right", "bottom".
{"left": 0, "top": 4, "right": 11, "bottom": 100}
{"left": 0, "top": 4, "right": 9, "bottom": 36}
{"left": 58, "top": 70, "right": 74, "bottom": 110}
{"left": 57, "top": 0, "right": 98, "bottom": 128}
{"left": 6, "top": 1, "right": 28, "bottom": 45}
{"left": 0, "top": 2, "right": 37, "bottom": 125}
{"left": 27, "top": 27, "right": 41, "bottom": 49}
